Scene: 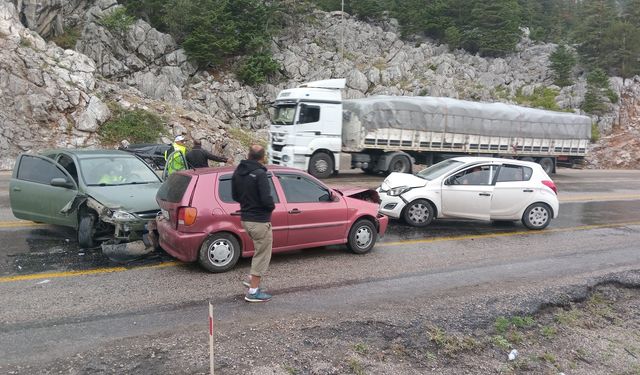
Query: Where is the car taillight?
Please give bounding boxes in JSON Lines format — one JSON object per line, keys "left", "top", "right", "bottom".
{"left": 178, "top": 206, "right": 197, "bottom": 226}
{"left": 542, "top": 180, "right": 557, "bottom": 195}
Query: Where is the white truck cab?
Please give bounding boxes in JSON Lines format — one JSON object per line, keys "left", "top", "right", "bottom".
{"left": 269, "top": 79, "right": 346, "bottom": 178}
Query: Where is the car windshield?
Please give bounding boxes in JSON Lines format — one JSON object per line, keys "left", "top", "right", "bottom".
{"left": 271, "top": 104, "right": 296, "bottom": 125}
{"left": 416, "top": 159, "right": 465, "bottom": 180}
{"left": 81, "top": 156, "right": 160, "bottom": 186}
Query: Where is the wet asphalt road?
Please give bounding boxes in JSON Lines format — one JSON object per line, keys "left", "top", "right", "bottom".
{"left": 1, "top": 168, "right": 640, "bottom": 277}
{"left": 1, "top": 168, "right": 640, "bottom": 372}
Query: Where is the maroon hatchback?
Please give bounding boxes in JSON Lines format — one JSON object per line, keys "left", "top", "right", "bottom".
{"left": 152, "top": 166, "right": 388, "bottom": 272}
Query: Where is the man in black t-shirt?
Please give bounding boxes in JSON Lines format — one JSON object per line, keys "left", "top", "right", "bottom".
{"left": 185, "top": 139, "right": 231, "bottom": 168}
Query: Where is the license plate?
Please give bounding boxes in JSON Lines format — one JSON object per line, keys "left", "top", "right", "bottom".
{"left": 161, "top": 209, "right": 169, "bottom": 220}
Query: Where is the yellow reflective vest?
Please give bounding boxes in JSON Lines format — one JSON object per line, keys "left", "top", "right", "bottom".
{"left": 165, "top": 142, "right": 187, "bottom": 175}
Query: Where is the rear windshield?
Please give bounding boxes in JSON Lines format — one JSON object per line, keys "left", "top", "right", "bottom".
{"left": 157, "top": 174, "right": 192, "bottom": 203}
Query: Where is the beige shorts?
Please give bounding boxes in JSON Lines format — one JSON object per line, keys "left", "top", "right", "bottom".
{"left": 241, "top": 221, "right": 273, "bottom": 277}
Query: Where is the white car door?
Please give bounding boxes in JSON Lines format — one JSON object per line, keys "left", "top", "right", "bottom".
{"left": 441, "top": 164, "right": 498, "bottom": 220}
{"left": 491, "top": 164, "right": 536, "bottom": 219}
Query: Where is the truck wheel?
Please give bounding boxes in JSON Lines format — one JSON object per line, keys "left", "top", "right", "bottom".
{"left": 78, "top": 213, "right": 97, "bottom": 249}
{"left": 388, "top": 155, "right": 411, "bottom": 174}
{"left": 309, "top": 152, "right": 333, "bottom": 179}
{"left": 198, "top": 232, "right": 241, "bottom": 273}
{"left": 538, "top": 158, "right": 554, "bottom": 175}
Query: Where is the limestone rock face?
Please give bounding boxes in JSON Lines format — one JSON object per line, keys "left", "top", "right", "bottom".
{"left": 76, "top": 0, "right": 195, "bottom": 101}
{"left": 0, "top": 0, "right": 108, "bottom": 169}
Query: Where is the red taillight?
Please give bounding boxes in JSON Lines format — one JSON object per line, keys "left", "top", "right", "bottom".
{"left": 542, "top": 180, "right": 557, "bottom": 195}
{"left": 177, "top": 207, "right": 197, "bottom": 226}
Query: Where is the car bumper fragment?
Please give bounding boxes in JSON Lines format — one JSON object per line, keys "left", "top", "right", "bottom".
{"left": 377, "top": 192, "right": 405, "bottom": 219}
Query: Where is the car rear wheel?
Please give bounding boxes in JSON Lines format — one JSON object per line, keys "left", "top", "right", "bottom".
{"left": 403, "top": 199, "right": 435, "bottom": 227}
{"left": 78, "top": 213, "right": 97, "bottom": 249}
{"left": 198, "top": 233, "right": 241, "bottom": 272}
{"left": 347, "top": 219, "right": 377, "bottom": 254}
{"left": 522, "top": 203, "right": 552, "bottom": 230}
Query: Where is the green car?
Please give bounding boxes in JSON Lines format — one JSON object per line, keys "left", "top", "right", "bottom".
{"left": 10, "top": 150, "right": 163, "bottom": 248}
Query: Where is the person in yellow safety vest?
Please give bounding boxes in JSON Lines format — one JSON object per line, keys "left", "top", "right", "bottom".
{"left": 99, "top": 161, "right": 126, "bottom": 184}
{"left": 165, "top": 135, "right": 188, "bottom": 175}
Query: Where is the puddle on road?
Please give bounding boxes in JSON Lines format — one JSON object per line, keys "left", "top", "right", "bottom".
{"left": 0, "top": 225, "right": 171, "bottom": 277}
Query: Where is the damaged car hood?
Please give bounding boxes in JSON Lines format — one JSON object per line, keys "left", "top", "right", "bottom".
{"left": 85, "top": 183, "right": 162, "bottom": 212}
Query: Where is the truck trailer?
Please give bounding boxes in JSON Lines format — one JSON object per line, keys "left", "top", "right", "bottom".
{"left": 268, "top": 79, "right": 592, "bottom": 178}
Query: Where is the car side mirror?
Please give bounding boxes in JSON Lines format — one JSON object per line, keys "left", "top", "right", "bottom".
{"left": 330, "top": 190, "right": 340, "bottom": 202}
{"left": 50, "top": 177, "right": 74, "bottom": 189}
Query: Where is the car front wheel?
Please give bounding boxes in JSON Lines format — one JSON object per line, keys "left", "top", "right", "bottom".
{"left": 198, "top": 233, "right": 241, "bottom": 272}
{"left": 522, "top": 203, "right": 552, "bottom": 230}
{"left": 347, "top": 219, "right": 377, "bottom": 254}
{"left": 402, "top": 199, "right": 435, "bottom": 227}
{"left": 78, "top": 213, "right": 97, "bottom": 249}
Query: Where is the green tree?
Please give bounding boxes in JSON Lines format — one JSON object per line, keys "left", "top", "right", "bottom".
{"left": 549, "top": 45, "right": 576, "bottom": 87}
{"left": 573, "top": 0, "right": 618, "bottom": 70}
{"left": 464, "top": 0, "right": 522, "bottom": 56}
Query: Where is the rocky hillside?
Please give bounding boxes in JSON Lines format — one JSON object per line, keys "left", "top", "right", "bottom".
{"left": 1, "top": 0, "right": 638, "bottom": 170}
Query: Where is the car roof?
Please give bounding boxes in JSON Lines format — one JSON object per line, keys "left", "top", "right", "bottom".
{"left": 42, "top": 149, "right": 135, "bottom": 159}
{"left": 450, "top": 156, "right": 540, "bottom": 167}
{"left": 176, "top": 165, "right": 306, "bottom": 177}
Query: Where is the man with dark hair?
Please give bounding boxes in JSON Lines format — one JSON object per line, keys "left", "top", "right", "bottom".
{"left": 186, "top": 139, "right": 231, "bottom": 168}
{"left": 231, "top": 144, "right": 275, "bottom": 302}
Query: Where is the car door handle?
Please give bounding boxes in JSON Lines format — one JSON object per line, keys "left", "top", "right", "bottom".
{"left": 231, "top": 211, "right": 241, "bottom": 216}
{"left": 288, "top": 208, "right": 302, "bottom": 214}
{"left": 12, "top": 187, "right": 21, "bottom": 192}
{"left": 478, "top": 193, "right": 491, "bottom": 196}
{"left": 523, "top": 189, "right": 534, "bottom": 192}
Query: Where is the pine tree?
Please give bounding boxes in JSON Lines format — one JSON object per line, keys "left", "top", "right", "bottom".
{"left": 465, "top": 0, "right": 522, "bottom": 57}
{"left": 573, "top": 0, "right": 618, "bottom": 71}
{"left": 549, "top": 45, "right": 576, "bottom": 87}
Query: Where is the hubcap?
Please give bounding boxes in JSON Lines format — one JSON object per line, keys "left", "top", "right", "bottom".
{"left": 528, "top": 206, "right": 549, "bottom": 227}
{"left": 355, "top": 226, "right": 372, "bottom": 248}
{"left": 315, "top": 159, "right": 329, "bottom": 173}
{"left": 208, "top": 239, "right": 233, "bottom": 266}
{"left": 408, "top": 203, "right": 429, "bottom": 223}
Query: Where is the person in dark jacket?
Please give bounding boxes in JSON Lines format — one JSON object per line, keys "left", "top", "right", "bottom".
{"left": 231, "top": 144, "right": 275, "bottom": 302}
{"left": 186, "top": 139, "right": 230, "bottom": 168}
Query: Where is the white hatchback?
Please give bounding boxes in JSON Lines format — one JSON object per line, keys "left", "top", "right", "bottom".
{"left": 377, "top": 157, "right": 559, "bottom": 230}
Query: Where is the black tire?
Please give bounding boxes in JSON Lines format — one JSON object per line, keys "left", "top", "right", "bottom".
{"left": 538, "top": 157, "right": 554, "bottom": 175}
{"left": 309, "top": 152, "right": 334, "bottom": 179}
{"left": 78, "top": 213, "right": 97, "bottom": 249}
{"left": 347, "top": 219, "right": 377, "bottom": 254}
{"left": 402, "top": 199, "right": 435, "bottom": 227}
{"left": 198, "top": 233, "right": 241, "bottom": 273}
{"left": 387, "top": 155, "right": 411, "bottom": 174}
{"left": 522, "top": 203, "right": 552, "bottom": 230}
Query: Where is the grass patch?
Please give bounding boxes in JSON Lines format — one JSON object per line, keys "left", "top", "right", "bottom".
{"left": 227, "top": 127, "right": 266, "bottom": 149}
{"left": 282, "top": 365, "right": 298, "bottom": 374}
{"left": 51, "top": 27, "right": 81, "bottom": 49}
{"left": 591, "top": 122, "right": 600, "bottom": 143}
{"left": 353, "top": 342, "right": 368, "bottom": 355}
{"left": 99, "top": 103, "right": 167, "bottom": 144}
{"left": 427, "top": 326, "right": 478, "bottom": 355}
{"left": 539, "top": 351, "right": 556, "bottom": 364}
{"left": 347, "top": 358, "right": 365, "bottom": 375}
{"left": 515, "top": 86, "right": 561, "bottom": 111}
{"left": 554, "top": 308, "right": 582, "bottom": 326}
{"left": 540, "top": 325, "right": 557, "bottom": 339}
{"left": 100, "top": 7, "right": 135, "bottom": 35}
{"left": 491, "top": 335, "right": 511, "bottom": 350}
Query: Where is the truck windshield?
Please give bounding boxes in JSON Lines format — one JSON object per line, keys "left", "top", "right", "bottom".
{"left": 272, "top": 105, "right": 296, "bottom": 125}
{"left": 416, "top": 159, "right": 464, "bottom": 180}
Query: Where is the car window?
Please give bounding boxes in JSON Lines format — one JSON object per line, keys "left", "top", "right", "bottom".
{"left": 417, "top": 159, "right": 464, "bottom": 180}
{"left": 157, "top": 174, "right": 192, "bottom": 203}
{"left": 57, "top": 154, "right": 79, "bottom": 184}
{"left": 450, "top": 165, "right": 497, "bottom": 185}
{"left": 80, "top": 156, "right": 160, "bottom": 186}
{"left": 16, "top": 155, "right": 68, "bottom": 185}
{"left": 218, "top": 174, "right": 279, "bottom": 204}
{"left": 278, "top": 174, "right": 332, "bottom": 203}
{"left": 496, "top": 165, "right": 533, "bottom": 182}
